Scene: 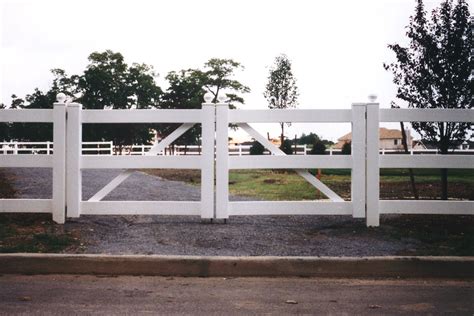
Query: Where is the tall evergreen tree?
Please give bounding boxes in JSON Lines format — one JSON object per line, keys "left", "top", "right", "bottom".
{"left": 384, "top": 0, "right": 472, "bottom": 199}
{"left": 264, "top": 54, "right": 299, "bottom": 149}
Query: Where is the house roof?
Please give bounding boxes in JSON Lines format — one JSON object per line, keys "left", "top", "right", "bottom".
{"left": 338, "top": 128, "right": 404, "bottom": 141}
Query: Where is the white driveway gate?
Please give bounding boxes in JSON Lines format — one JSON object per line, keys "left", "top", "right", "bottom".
{"left": 0, "top": 93, "right": 473, "bottom": 226}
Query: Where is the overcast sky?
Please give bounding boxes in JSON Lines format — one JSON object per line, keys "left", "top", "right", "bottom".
{"left": 0, "top": 0, "right": 462, "bottom": 142}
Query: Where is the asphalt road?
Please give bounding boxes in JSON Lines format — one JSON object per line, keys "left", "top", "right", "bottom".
{"left": 0, "top": 275, "right": 473, "bottom": 315}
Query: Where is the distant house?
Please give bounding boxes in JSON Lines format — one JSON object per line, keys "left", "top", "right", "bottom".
{"left": 332, "top": 128, "right": 413, "bottom": 150}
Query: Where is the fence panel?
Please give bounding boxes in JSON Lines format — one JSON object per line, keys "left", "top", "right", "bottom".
{"left": 68, "top": 103, "right": 215, "bottom": 219}
{"left": 373, "top": 107, "right": 474, "bottom": 222}
{"left": 217, "top": 106, "right": 357, "bottom": 219}
{"left": 1, "top": 96, "right": 473, "bottom": 226}
{"left": 0, "top": 98, "right": 66, "bottom": 223}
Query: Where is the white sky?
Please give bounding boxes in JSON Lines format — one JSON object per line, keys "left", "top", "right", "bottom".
{"left": 0, "top": 0, "right": 465, "bottom": 142}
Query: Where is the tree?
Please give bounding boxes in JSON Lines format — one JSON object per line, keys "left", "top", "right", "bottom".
{"left": 297, "top": 132, "right": 320, "bottom": 145}
{"left": 310, "top": 140, "right": 327, "bottom": 155}
{"left": 160, "top": 70, "right": 205, "bottom": 148}
{"left": 77, "top": 50, "right": 163, "bottom": 153}
{"left": 198, "top": 58, "right": 250, "bottom": 107}
{"left": 341, "top": 142, "right": 351, "bottom": 155}
{"left": 264, "top": 54, "right": 299, "bottom": 151}
{"left": 384, "top": 0, "right": 472, "bottom": 199}
{"left": 160, "top": 59, "right": 250, "bottom": 147}
{"left": 297, "top": 132, "right": 334, "bottom": 148}
{"left": 6, "top": 50, "right": 163, "bottom": 152}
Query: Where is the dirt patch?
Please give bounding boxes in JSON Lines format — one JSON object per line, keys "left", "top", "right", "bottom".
{"left": 0, "top": 169, "right": 16, "bottom": 198}
{"left": 143, "top": 169, "right": 201, "bottom": 184}
{"left": 0, "top": 170, "right": 80, "bottom": 253}
{"left": 381, "top": 182, "right": 473, "bottom": 200}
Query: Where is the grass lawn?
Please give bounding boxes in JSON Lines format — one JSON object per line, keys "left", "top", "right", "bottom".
{"left": 146, "top": 168, "right": 473, "bottom": 201}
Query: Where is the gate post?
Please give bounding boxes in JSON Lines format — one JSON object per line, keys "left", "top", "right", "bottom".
{"left": 66, "top": 102, "right": 82, "bottom": 218}
{"left": 201, "top": 100, "right": 215, "bottom": 219}
{"left": 52, "top": 94, "right": 67, "bottom": 223}
{"left": 351, "top": 104, "right": 366, "bottom": 218}
{"left": 366, "top": 102, "right": 380, "bottom": 226}
{"left": 215, "top": 98, "right": 229, "bottom": 219}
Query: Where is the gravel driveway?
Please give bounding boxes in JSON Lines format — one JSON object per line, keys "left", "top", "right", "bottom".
{"left": 3, "top": 168, "right": 454, "bottom": 256}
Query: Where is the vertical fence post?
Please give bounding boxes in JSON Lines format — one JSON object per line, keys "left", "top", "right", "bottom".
{"left": 351, "top": 103, "right": 366, "bottom": 218}
{"left": 366, "top": 103, "right": 380, "bottom": 226}
{"left": 52, "top": 94, "right": 67, "bottom": 223}
{"left": 201, "top": 100, "right": 215, "bottom": 219}
{"left": 66, "top": 103, "right": 82, "bottom": 218}
{"left": 215, "top": 99, "right": 229, "bottom": 220}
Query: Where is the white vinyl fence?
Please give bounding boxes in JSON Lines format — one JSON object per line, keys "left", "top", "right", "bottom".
{"left": 3, "top": 141, "right": 472, "bottom": 156}
{"left": 0, "top": 94, "right": 473, "bottom": 226}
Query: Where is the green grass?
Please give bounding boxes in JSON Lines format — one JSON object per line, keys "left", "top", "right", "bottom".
{"left": 320, "top": 168, "right": 474, "bottom": 181}
{"left": 228, "top": 169, "right": 473, "bottom": 201}
{"left": 229, "top": 170, "right": 350, "bottom": 200}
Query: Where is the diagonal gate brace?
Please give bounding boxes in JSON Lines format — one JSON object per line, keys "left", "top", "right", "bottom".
{"left": 88, "top": 123, "right": 195, "bottom": 202}
{"left": 238, "top": 123, "right": 344, "bottom": 202}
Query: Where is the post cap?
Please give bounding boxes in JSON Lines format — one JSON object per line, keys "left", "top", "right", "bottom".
{"left": 203, "top": 92, "right": 214, "bottom": 103}
{"left": 368, "top": 94, "right": 378, "bottom": 103}
{"left": 217, "top": 93, "right": 226, "bottom": 103}
{"left": 56, "top": 93, "right": 67, "bottom": 103}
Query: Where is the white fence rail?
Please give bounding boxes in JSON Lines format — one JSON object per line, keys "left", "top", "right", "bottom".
{"left": 0, "top": 94, "right": 473, "bottom": 226}
{"left": 3, "top": 142, "right": 472, "bottom": 156}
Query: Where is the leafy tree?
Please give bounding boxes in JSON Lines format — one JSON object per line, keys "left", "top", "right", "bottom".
{"left": 160, "top": 70, "right": 205, "bottom": 147}
{"left": 341, "top": 142, "right": 351, "bottom": 155}
{"left": 8, "top": 90, "right": 56, "bottom": 141}
{"left": 249, "top": 141, "right": 265, "bottom": 155}
{"left": 297, "top": 132, "right": 320, "bottom": 145}
{"left": 384, "top": 0, "right": 472, "bottom": 199}
{"left": 198, "top": 58, "right": 250, "bottom": 107}
{"left": 264, "top": 54, "right": 299, "bottom": 151}
{"left": 160, "top": 59, "right": 250, "bottom": 147}
{"left": 76, "top": 50, "right": 162, "bottom": 153}
{"left": 310, "top": 140, "right": 327, "bottom": 155}
{"left": 6, "top": 51, "right": 163, "bottom": 152}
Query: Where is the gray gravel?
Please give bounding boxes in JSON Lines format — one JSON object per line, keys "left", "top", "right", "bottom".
{"left": 4, "top": 168, "right": 419, "bottom": 256}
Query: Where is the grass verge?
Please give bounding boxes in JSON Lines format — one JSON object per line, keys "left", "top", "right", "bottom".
{"left": 144, "top": 168, "right": 473, "bottom": 201}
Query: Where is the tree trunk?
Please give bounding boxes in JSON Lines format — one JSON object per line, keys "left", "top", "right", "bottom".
{"left": 440, "top": 138, "right": 449, "bottom": 200}
{"left": 293, "top": 134, "right": 297, "bottom": 154}
{"left": 280, "top": 123, "right": 284, "bottom": 151}
{"left": 399, "top": 122, "right": 418, "bottom": 199}
{"left": 441, "top": 168, "right": 448, "bottom": 200}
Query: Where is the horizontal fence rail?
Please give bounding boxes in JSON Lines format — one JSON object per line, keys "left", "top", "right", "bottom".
{"left": 0, "top": 94, "right": 473, "bottom": 226}
{"left": 0, "top": 104, "right": 65, "bottom": 223}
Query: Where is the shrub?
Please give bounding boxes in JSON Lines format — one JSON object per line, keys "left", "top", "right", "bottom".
{"left": 280, "top": 139, "right": 293, "bottom": 155}
{"left": 310, "top": 141, "right": 326, "bottom": 155}
{"left": 249, "top": 141, "right": 265, "bottom": 155}
{"left": 341, "top": 142, "right": 351, "bottom": 155}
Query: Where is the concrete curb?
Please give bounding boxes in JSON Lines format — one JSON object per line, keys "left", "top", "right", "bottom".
{"left": 0, "top": 254, "right": 473, "bottom": 278}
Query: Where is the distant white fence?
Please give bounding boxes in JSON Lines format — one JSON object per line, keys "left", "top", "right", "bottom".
{"left": 0, "top": 141, "right": 114, "bottom": 155}
{"left": 0, "top": 94, "right": 473, "bottom": 226}
{"left": 4, "top": 141, "right": 473, "bottom": 156}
